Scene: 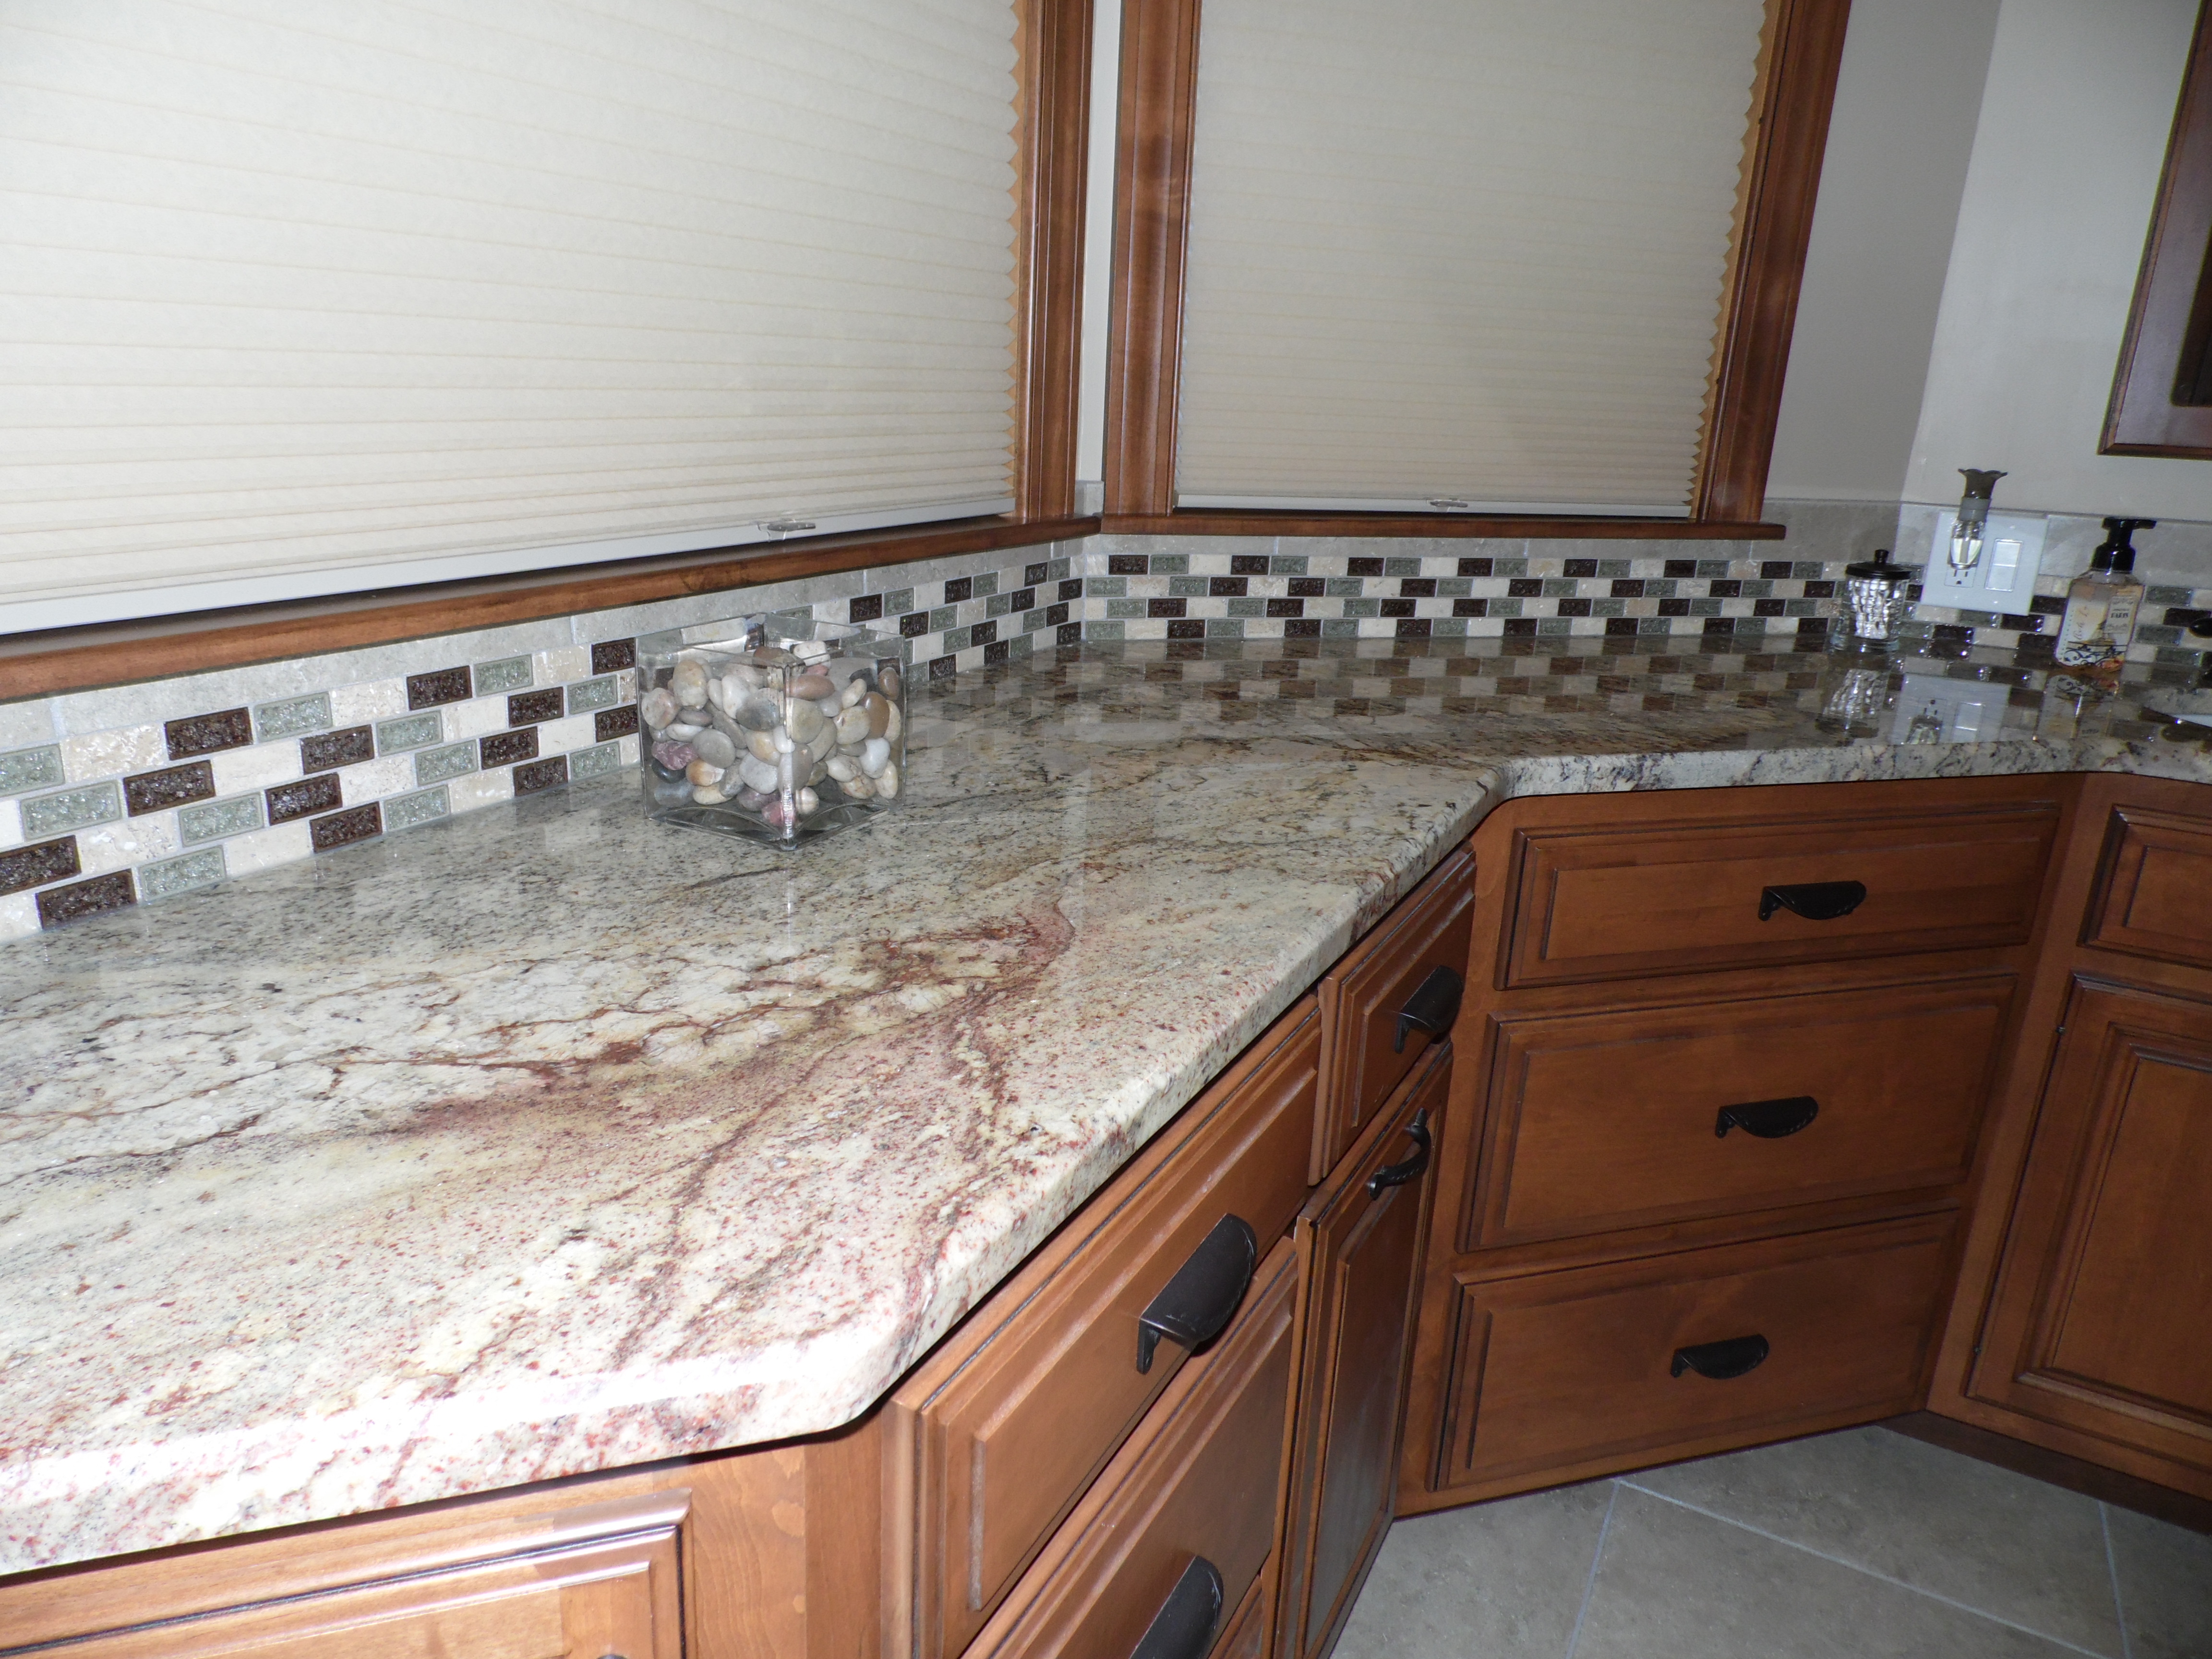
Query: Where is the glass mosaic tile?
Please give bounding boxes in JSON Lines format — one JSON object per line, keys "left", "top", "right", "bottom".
{"left": 22, "top": 781, "right": 122, "bottom": 839}
{"left": 568, "top": 741, "right": 623, "bottom": 781}
{"left": 253, "top": 692, "right": 332, "bottom": 742}
{"left": 0, "top": 836, "right": 80, "bottom": 896}
{"left": 375, "top": 711, "right": 444, "bottom": 753}
{"left": 383, "top": 786, "right": 449, "bottom": 831}
{"left": 179, "top": 795, "right": 264, "bottom": 844}
{"left": 138, "top": 846, "right": 226, "bottom": 901}
{"left": 565, "top": 675, "right": 617, "bottom": 713}
{"left": 36, "top": 870, "right": 133, "bottom": 928}
{"left": 415, "top": 742, "right": 480, "bottom": 785}
{"left": 0, "top": 745, "right": 65, "bottom": 797}
{"left": 473, "top": 656, "right": 533, "bottom": 695}
{"left": 164, "top": 709, "right": 252, "bottom": 759}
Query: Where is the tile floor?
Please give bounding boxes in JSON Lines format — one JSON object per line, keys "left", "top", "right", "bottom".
{"left": 1334, "top": 1428, "right": 2212, "bottom": 1659}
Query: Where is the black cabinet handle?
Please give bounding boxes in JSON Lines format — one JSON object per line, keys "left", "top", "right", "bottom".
{"left": 1130, "top": 1555, "right": 1224, "bottom": 1659}
{"left": 1758, "top": 880, "right": 1867, "bottom": 922}
{"left": 1395, "top": 965, "right": 1465, "bottom": 1054}
{"left": 1366, "top": 1108, "right": 1433, "bottom": 1200}
{"left": 1714, "top": 1095, "right": 1819, "bottom": 1139}
{"left": 1137, "top": 1214, "right": 1258, "bottom": 1373}
{"left": 1671, "top": 1334, "right": 1771, "bottom": 1380}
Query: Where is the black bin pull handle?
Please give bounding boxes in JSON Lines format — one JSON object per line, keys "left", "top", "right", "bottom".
{"left": 1366, "top": 1108, "right": 1433, "bottom": 1200}
{"left": 1395, "top": 965, "right": 1465, "bottom": 1054}
{"left": 1130, "top": 1555, "right": 1224, "bottom": 1659}
{"left": 1671, "top": 1334, "right": 1771, "bottom": 1380}
{"left": 1715, "top": 1095, "right": 1819, "bottom": 1140}
{"left": 1758, "top": 879, "right": 1867, "bottom": 923}
{"left": 1137, "top": 1214, "right": 1258, "bottom": 1373}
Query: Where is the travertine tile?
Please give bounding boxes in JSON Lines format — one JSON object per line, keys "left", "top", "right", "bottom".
{"left": 60, "top": 726, "right": 164, "bottom": 784}
{"left": 222, "top": 819, "right": 313, "bottom": 875}
{"left": 209, "top": 741, "right": 302, "bottom": 798}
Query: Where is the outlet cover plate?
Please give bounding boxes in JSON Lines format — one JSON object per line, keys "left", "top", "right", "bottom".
{"left": 1919, "top": 511, "right": 2048, "bottom": 615}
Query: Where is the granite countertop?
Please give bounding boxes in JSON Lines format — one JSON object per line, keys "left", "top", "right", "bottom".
{"left": 4, "top": 635, "right": 2207, "bottom": 1578}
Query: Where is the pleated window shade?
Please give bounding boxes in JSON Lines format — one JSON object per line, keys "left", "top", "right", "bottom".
{"left": 0, "top": 0, "right": 1022, "bottom": 632}
{"left": 1174, "top": 0, "right": 1769, "bottom": 515}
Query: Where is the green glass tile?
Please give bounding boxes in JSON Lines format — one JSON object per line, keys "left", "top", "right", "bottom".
{"left": 374, "top": 711, "right": 443, "bottom": 753}
{"left": 1437, "top": 578, "right": 1473, "bottom": 597}
{"left": 1106, "top": 599, "right": 1146, "bottom": 619}
{"left": 139, "top": 846, "right": 226, "bottom": 901}
{"left": 1226, "top": 598, "right": 1265, "bottom": 618}
{"left": 1321, "top": 618, "right": 1359, "bottom": 637}
{"left": 1432, "top": 617, "right": 1469, "bottom": 637}
{"left": 1149, "top": 554, "right": 1189, "bottom": 575}
{"left": 0, "top": 745, "right": 64, "bottom": 797}
{"left": 1009, "top": 633, "right": 1034, "bottom": 658}
{"left": 1341, "top": 599, "right": 1380, "bottom": 618}
{"left": 1087, "top": 620, "right": 1126, "bottom": 641}
{"left": 415, "top": 742, "right": 479, "bottom": 785}
{"left": 1168, "top": 576, "right": 1207, "bottom": 597}
{"left": 1383, "top": 556, "right": 1422, "bottom": 577}
{"left": 881, "top": 587, "right": 915, "bottom": 615}
{"left": 1325, "top": 577, "right": 1363, "bottom": 597}
{"left": 253, "top": 692, "right": 331, "bottom": 742}
{"left": 568, "top": 741, "right": 624, "bottom": 781}
{"left": 473, "top": 655, "right": 533, "bottom": 694}
{"left": 1086, "top": 576, "right": 1127, "bottom": 598}
{"left": 1270, "top": 555, "right": 1309, "bottom": 575}
{"left": 928, "top": 604, "right": 959, "bottom": 630}
{"left": 1205, "top": 618, "right": 1244, "bottom": 637}
{"left": 1598, "top": 559, "right": 1632, "bottom": 577}
{"left": 986, "top": 592, "right": 1013, "bottom": 617}
{"left": 22, "top": 780, "right": 121, "bottom": 838}
{"left": 565, "top": 675, "right": 617, "bottom": 713}
{"left": 178, "top": 794, "right": 264, "bottom": 844}
{"left": 971, "top": 570, "right": 999, "bottom": 598}
{"left": 384, "top": 784, "right": 450, "bottom": 830}
{"left": 941, "top": 626, "right": 972, "bottom": 653}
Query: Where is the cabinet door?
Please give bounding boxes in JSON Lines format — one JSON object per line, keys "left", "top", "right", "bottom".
{"left": 1274, "top": 1045, "right": 1450, "bottom": 1659}
{"left": 1971, "top": 980, "right": 2212, "bottom": 1483}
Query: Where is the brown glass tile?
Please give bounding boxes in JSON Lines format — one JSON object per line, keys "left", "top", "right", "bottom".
{"left": 901, "top": 612, "right": 929, "bottom": 638}
{"left": 1229, "top": 554, "right": 1270, "bottom": 576}
{"left": 1009, "top": 587, "right": 1035, "bottom": 612}
{"left": 1046, "top": 601, "right": 1071, "bottom": 627}
{"left": 123, "top": 760, "right": 216, "bottom": 817}
{"left": 266, "top": 772, "right": 344, "bottom": 824}
{"left": 1166, "top": 619, "right": 1204, "bottom": 640}
{"left": 36, "top": 870, "right": 133, "bottom": 927}
{"left": 848, "top": 593, "right": 884, "bottom": 624}
{"left": 1106, "top": 554, "right": 1147, "bottom": 576}
{"left": 1346, "top": 556, "right": 1384, "bottom": 577}
{"left": 928, "top": 654, "right": 957, "bottom": 680}
{"left": 1663, "top": 558, "right": 1699, "bottom": 577}
{"left": 1288, "top": 577, "right": 1325, "bottom": 598}
{"left": 1457, "top": 557, "right": 1493, "bottom": 577}
{"left": 514, "top": 754, "right": 569, "bottom": 795}
{"left": 480, "top": 727, "right": 539, "bottom": 768}
{"left": 1, "top": 836, "right": 79, "bottom": 896}
{"left": 164, "top": 707, "right": 252, "bottom": 760}
{"left": 983, "top": 639, "right": 1010, "bottom": 665}
{"left": 300, "top": 726, "right": 374, "bottom": 773}
{"left": 1209, "top": 577, "right": 1248, "bottom": 597}
{"left": 943, "top": 575, "right": 974, "bottom": 602}
{"left": 595, "top": 705, "right": 640, "bottom": 743}
{"left": 310, "top": 803, "right": 381, "bottom": 852}
{"left": 1025, "top": 560, "right": 1051, "bottom": 586}
{"left": 407, "top": 666, "right": 472, "bottom": 709}
{"left": 1057, "top": 621, "right": 1084, "bottom": 646}
{"left": 507, "top": 687, "right": 565, "bottom": 726}
{"left": 1563, "top": 558, "right": 1599, "bottom": 577}
{"left": 971, "top": 619, "right": 998, "bottom": 646}
{"left": 590, "top": 637, "right": 637, "bottom": 674}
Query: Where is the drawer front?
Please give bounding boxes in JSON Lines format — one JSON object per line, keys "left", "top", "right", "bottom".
{"left": 968, "top": 1238, "right": 1299, "bottom": 1659}
{"left": 893, "top": 1003, "right": 1318, "bottom": 1659}
{"left": 1316, "top": 848, "right": 1476, "bottom": 1179}
{"left": 1503, "top": 803, "right": 2058, "bottom": 986}
{"left": 1434, "top": 1215, "right": 1953, "bottom": 1496}
{"left": 2083, "top": 805, "right": 2212, "bottom": 971}
{"left": 1469, "top": 978, "right": 2011, "bottom": 1247}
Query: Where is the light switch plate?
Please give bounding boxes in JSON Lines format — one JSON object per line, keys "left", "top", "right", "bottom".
{"left": 1918, "top": 511, "right": 2048, "bottom": 614}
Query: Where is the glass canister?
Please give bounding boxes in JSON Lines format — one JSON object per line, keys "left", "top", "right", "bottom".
{"left": 1838, "top": 549, "right": 1921, "bottom": 648}
{"left": 634, "top": 610, "right": 907, "bottom": 845}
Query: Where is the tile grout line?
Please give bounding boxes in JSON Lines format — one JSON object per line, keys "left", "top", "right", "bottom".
{"left": 1616, "top": 1480, "right": 2119, "bottom": 1659}
{"left": 1562, "top": 1480, "right": 1619, "bottom": 1659}
{"left": 2100, "top": 1503, "right": 2134, "bottom": 1659}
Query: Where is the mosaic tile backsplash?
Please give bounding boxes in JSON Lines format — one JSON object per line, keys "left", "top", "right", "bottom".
{"left": 4, "top": 497, "right": 2208, "bottom": 941}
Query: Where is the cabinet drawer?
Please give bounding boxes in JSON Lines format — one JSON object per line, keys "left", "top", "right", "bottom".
{"left": 1503, "top": 802, "right": 2058, "bottom": 987}
{"left": 1316, "top": 847, "right": 1475, "bottom": 1178}
{"left": 888, "top": 1002, "right": 1318, "bottom": 1659}
{"left": 967, "top": 1238, "right": 1299, "bottom": 1659}
{"left": 1433, "top": 1215, "right": 1953, "bottom": 1497}
{"left": 2083, "top": 805, "right": 2212, "bottom": 971}
{"left": 1468, "top": 978, "right": 2011, "bottom": 1247}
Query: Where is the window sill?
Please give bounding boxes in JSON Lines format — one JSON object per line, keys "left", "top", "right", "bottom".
{"left": 1100, "top": 511, "right": 1786, "bottom": 540}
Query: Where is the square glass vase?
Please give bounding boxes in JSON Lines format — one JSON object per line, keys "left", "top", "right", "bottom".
{"left": 635, "top": 610, "right": 908, "bottom": 846}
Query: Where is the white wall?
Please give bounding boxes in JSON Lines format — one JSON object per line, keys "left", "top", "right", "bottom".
{"left": 1904, "top": 0, "right": 2207, "bottom": 517}
{"left": 1765, "top": 0, "right": 2000, "bottom": 503}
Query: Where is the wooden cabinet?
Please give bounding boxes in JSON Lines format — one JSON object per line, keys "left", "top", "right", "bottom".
{"left": 1275, "top": 1046, "right": 1450, "bottom": 1659}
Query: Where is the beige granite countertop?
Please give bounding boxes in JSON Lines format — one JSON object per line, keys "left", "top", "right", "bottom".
{"left": 3, "top": 635, "right": 2206, "bottom": 1577}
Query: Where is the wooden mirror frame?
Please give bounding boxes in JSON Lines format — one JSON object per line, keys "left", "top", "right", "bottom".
{"left": 1101, "top": 0, "right": 1852, "bottom": 539}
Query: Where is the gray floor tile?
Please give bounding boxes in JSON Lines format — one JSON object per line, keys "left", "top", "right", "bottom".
{"left": 2105, "top": 1503, "right": 2212, "bottom": 1659}
{"left": 1623, "top": 1428, "right": 2123, "bottom": 1655}
{"left": 1331, "top": 1480, "right": 1614, "bottom": 1659}
{"left": 1573, "top": 1486, "right": 2092, "bottom": 1659}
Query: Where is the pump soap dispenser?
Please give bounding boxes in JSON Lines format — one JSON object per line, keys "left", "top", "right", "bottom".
{"left": 2056, "top": 517, "right": 2155, "bottom": 679}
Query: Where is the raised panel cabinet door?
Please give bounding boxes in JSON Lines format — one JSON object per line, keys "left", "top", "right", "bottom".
{"left": 2080, "top": 805, "right": 2212, "bottom": 971}
{"left": 1971, "top": 980, "right": 2212, "bottom": 1479}
{"left": 1275, "top": 1044, "right": 1451, "bottom": 1659}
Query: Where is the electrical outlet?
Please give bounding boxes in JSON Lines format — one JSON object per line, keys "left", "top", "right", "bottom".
{"left": 1918, "top": 511, "right": 2048, "bottom": 614}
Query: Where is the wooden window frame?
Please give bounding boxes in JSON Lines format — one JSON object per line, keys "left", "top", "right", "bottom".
{"left": 2104, "top": 0, "right": 2212, "bottom": 457}
{"left": 1101, "top": 0, "right": 1851, "bottom": 540}
{"left": 0, "top": 0, "right": 1097, "bottom": 704}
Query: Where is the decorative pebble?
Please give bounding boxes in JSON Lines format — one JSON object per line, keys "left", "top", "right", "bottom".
{"left": 807, "top": 758, "right": 828, "bottom": 786}
{"left": 651, "top": 740, "right": 697, "bottom": 772}
{"left": 665, "top": 720, "right": 705, "bottom": 742}
{"left": 785, "top": 700, "right": 826, "bottom": 744}
{"left": 692, "top": 728, "right": 736, "bottom": 769}
{"left": 841, "top": 677, "right": 868, "bottom": 709}
{"left": 755, "top": 646, "right": 795, "bottom": 665}
{"left": 859, "top": 737, "right": 891, "bottom": 777}
{"left": 692, "top": 783, "right": 729, "bottom": 805}
{"left": 808, "top": 725, "right": 838, "bottom": 764}
{"left": 671, "top": 659, "right": 709, "bottom": 706}
{"left": 651, "top": 775, "right": 693, "bottom": 805}
{"left": 862, "top": 693, "right": 892, "bottom": 739}
{"left": 736, "top": 786, "right": 771, "bottom": 810}
{"left": 706, "top": 675, "right": 730, "bottom": 713}
{"left": 685, "top": 758, "right": 722, "bottom": 786}
{"left": 879, "top": 664, "right": 902, "bottom": 700}
{"left": 834, "top": 706, "right": 870, "bottom": 745}
{"left": 640, "top": 687, "right": 678, "bottom": 729}
{"left": 876, "top": 760, "right": 901, "bottom": 799}
{"left": 827, "top": 754, "right": 858, "bottom": 781}
{"left": 737, "top": 755, "right": 778, "bottom": 793}
{"left": 790, "top": 672, "right": 834, "bottom": 699}
{"left": 843, "top": 773, "right": 876, "bottom": 800}
{"left": 795, "top": 786, "right": 819, "bottom": 815}
{"left": 732, "top": 695, "right": 780, "bottom": 731}
{"left": 883, "top": 701, "right": 903, "bottom": 743}
{"left": 747, "top": 729, "right": 781, "bottom": 763}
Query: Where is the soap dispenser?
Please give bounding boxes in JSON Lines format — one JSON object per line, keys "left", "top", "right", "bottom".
{"left": 2056, "top": 517, "right": 2155, "bottom": 679}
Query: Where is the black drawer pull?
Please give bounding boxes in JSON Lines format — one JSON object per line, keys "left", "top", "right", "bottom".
{"left": 1395, "top": 964, "right": 1465, "bottom": 1053}
{"left": 1758, "top": 879, "right": 1867, "bottom": 922}
{"left": 1366, "top": 1107, "right": 1433, "bottom": 1200}
{"left": 1130, "top": 1554, "right": 1224, "bottom": 1659}
{"left": 1137, "top": 1214, "right": 1258, "bottom": 1374}
{"left": 1671, "top": 1334, "right": 1771, "bottom": 1380}
{"left": 1715, "top": 1095, "right": 1819, "bottom": 1140}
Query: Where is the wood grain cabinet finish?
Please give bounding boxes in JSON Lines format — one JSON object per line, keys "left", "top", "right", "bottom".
{"left": 1275, "top": 1045, "right": 1450, "bottom": 1659}
{"left": 2081, "top": 805, "right": 2212, "bottom": 972}
{"left": 1968, "top": 979, "right": 2212, "bottom": 1484}
{"left": 1313, "top": 850, "right": 1475, "bottom": 1179}
{"left": 1432, "top": 1214, "right": 1954, "bottom": 1500}
{"left": 1501, "top": 802, "right": 2058, "bottom": 988}
{"left": 1467, "top": 977, "right": 2012, "bottom": 1248}
{"left": 963, "top": 1239, "right": 1301, "bottom": 1659}
{"left": 884, "top": 1001, "right": 1319, "bottom": 1659}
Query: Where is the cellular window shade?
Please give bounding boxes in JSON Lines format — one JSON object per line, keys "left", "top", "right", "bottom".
{"left": 1174, "top": 0, "right": 1768, "bottom": 515}
{"left": 0, "top": 0, "right": 1022, "bottom": 632}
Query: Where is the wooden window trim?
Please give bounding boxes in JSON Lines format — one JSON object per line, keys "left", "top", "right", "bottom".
{"left": 0, "top": 0, "right": 1096, "bottom": 706}
{"left": 2104, "top": 0, "right": 2212, "bottom": 457}
{"left": 1100, "top": 0, "right": 1851, "bottom": 540}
